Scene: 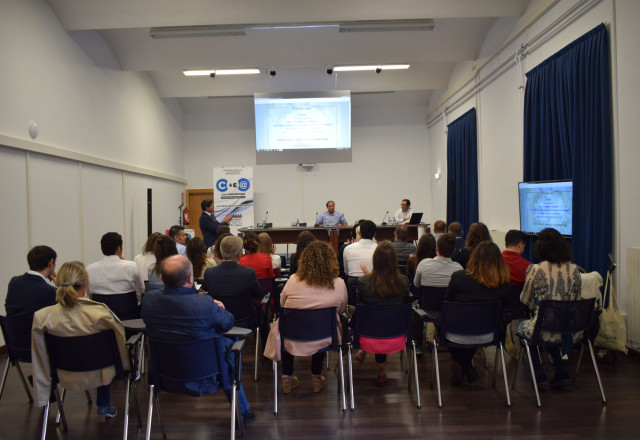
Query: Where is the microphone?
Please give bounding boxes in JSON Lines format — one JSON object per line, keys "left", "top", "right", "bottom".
{"left": 263, "top": 211, "right": 269, "bottom": 228}
{"left": 381, "top": 210, "right": 389, "bottom": 225}
{"left": 315, "top": 212, "right": 320, "bottom": 227}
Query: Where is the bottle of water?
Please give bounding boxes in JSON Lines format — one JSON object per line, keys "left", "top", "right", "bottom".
{"left": 296, "top": 218, "right": 300, "bottom": 227}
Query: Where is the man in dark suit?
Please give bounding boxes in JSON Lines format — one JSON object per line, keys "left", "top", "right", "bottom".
{"left": 201, "top": 236, "right": 262, "bottom": 326}
{"left": 5, "top": 245, "right": 58, "bottom": 319}
{"left": 199, "top": 199, "right": 233, "bottom": 249}
{"left": 448, "top": 222, "right": 465, "bottom": 262}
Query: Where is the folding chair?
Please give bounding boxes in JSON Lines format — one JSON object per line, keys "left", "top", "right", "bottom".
{"left": 92, "top": 291, "right": 140, "bottom": 320}
{"left": 41, "top": 329, "right": 141, "bottom": 440}
{"left": 430, "top": 301, "right": 511, "bottom": 408}
{"left": 273, "top": 307, "right": 347, "bottom": 415}
{"left": 0, "top": 315, "right": 34, "bottom": 403}
{"left": 347, "top": 303, "right": 420, "bottom": 410}
{"left": 511, "top": 298, "right": 606, "bottom": 408}
{"left": 145, "top": 331, "right": 250, "bottom": 440}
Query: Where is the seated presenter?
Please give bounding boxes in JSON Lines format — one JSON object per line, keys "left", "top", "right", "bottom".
{"left": 316, "top": 200, "right": 347, "bottom": 227}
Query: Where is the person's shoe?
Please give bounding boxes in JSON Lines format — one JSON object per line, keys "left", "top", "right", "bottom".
{"left": 377, "top": 369, "right": 388, "bottom": 385}
{"left": 535, "top": 373, "right": 550, "bottom": 392}
{"left": 97, "top": 406, "right": 117, "bottom": 422}
{"left": 465, "top": 366, "right": 480, "bottom": 385}
{"left": 312, "top": 375, "right": 327, "bottom": 393}
{"left": 354, "top": 350, "right": 366, "bottom": 367}
{"left": 451, "top": 366, "right": 465, "bottom": 386}
{"left": 550, "top": 370, "right": 572, "bottom": 389}
{"left": 241, "top": 410, "right": 256, "bottom": 427}
{"left": 282, "top": 375, "right": 299, "bottom": 394}
{"left": 415, "top": 345, "right": 424, "bottom": 356}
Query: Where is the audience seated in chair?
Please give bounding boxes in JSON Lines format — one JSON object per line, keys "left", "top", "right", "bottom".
{"left": 185, "top": 236, "right": 216, "bottom": 282}
{"left": 391, "top": 225, "right": 416, "bottom": 267}
{"left": 147, "top": 235, "right": 178, "bottom": 292}
{"left": 239, "top": 232, "right": 275, "bottom": 279}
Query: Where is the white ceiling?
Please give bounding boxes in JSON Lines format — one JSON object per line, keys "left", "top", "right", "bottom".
{"left": 46, "top": 0, "right": 531, "bottom": 108}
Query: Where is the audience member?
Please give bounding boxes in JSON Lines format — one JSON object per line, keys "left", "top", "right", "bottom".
{"left": 5, "top": 245, "right": 57, "bottom": 319}
{"left": 343, "top": 220, "right": 378, "bottom": 304}
{"left": 338, "top": 221, "right": 362, "bottom": 279}
{"left": 501, "top": 229, "right": 532, "bottom": 287}
{"left": 432, "top": 220, "right": 447, "bottom": 240}
{"left": 453, "top": 222, "right": 492, "bottom": 269}
{"left": 168, "top": 225, "right": 187, "bottom": 256}
{"left": 87, "top": 232, "right": 144, "bottom": 302}
{"left": 414, "top": 234, "right": 462, "bottom": 288}
{"left": 406, "top": 233, "right": 437, "bottom": 281}
{"left": 148, "top": 235, "right": 178, "bottom": 291}
{"left": 264, "top": 241, "right": 347, "bottom": 393}
{"left": 134, "top": 232, "right": 162, "bottom": 283}
{"left": 199, "top": 199, "right": 233, "bottom": 249}
{"left": 239, "top": 232, "right": 275, "bottom": 279}
{"left": 141, "top": 255, "right": 254, "bottom": 426}
{"left": 289, "top": 231, "right": 315, "bottom": 275}
{"left": 356, "top": 241, "right": 411, "bottom": 384}
{"left": 316, "top": 200, "right": 347, "bottom": 227}
{"left": 391, "top": 225, "right": 416, "bottom": 266}
{"left": 446, "top": 241, "right": 510, "bottom": 385}
{"left": 518, "top": 228, "right": 582, "bottom": 390}
{"left": 394, "top": 199, "right": 413, "bottom": 224}
{"left": 448, "top": 222, "right": 465, "bottom": 261}
{"left": 211, "top": 230, "right": 232, "bottom": 263}
{"left": 258, "top": 232, "right": 281, "bottom": 273}
{"left": 186, "top": 236, "right": 216, "bottom": 282}
{"left": 32, "top": 261, "right": 128, "bottom": 418}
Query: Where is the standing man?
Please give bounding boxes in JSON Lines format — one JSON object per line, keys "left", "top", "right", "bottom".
{"left": 199, "top": 199, "right": 233, "bottom": 249}
{"left": 169, "top": 225, "right": 188, "bottom": 256}
{"left": 87, "top": 232, "right": 144, "bottom": 303}
{"left": 316, "top": 201, "right": 347, "bottom": 227}
{"left": 141, "top": 255, "right": 255, "bottom": 426}
{"left": 501, "top": 230, "right": 532, "bottom": 287}
{"left": 5, "top": 245, "right": 57, "bottom": 319}
{"left": 394, "top": 199, "right": 414, "bottom": 224}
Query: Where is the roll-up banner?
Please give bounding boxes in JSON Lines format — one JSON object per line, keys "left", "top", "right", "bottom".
{"left": 213, "top": 166, "right": 254, "bottom": 230}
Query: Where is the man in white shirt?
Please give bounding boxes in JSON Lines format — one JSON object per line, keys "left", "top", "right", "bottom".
{"left": 394, "top": 199, "right": 414, "bottom": 224}
{"left": 343, "top": 220, "right": 377, "bottom": 304}
{"left": 87, "top": 232, "right": 144, "bottom": 302}
{"left": 169, "top": 225, "right": 187, "bottom": 256}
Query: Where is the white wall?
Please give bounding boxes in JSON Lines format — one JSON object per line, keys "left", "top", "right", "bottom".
{"left": 426, "top": 0, "right": 639, "bottom": 313}
{"left": 0, "top": 0, "right": 187, "bottom": 344}
{"left": 184, "top": 92, "right": 432, "bottom": 228}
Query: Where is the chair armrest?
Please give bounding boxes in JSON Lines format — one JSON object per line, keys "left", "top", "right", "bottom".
{"left": 261, "top": 292, "right": 271, "bottom": 305}
{"left": 224, "top": 326, "right": 252, "bottom": 339}
{"left": 230, "top": 339, "right": 246, "bottom": 353}
{"left": 126, "top": 332, "right": 144, "bottom": 347}
{"left": 413, "top": 307, "right": 428, "bottom": 320}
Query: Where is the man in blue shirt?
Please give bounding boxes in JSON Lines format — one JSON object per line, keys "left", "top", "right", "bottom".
{"left": 141, "top": 255, "right": 255, "bottom": 426}
{"left": 316, "top": 200, "right": 347, "bottom": 227}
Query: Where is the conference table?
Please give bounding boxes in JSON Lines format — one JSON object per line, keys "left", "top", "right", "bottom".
{"left": 238, "top": 224, "right": 429, "bottom": 253}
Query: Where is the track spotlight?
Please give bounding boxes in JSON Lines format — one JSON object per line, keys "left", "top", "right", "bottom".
{"left": 327, "top": 67, "right": 334, "bottom": 75}
{"left": 375, "top": 67, "right": 382, "bottom": 74}
{"left": 209, "top": 72, "right": 215, "bottom": 78}
{"left": 269, "top": 70, "right": 276, "bottom": 77}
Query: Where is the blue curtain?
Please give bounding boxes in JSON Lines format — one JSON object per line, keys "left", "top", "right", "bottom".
{"left": 446, "top": 108, "right": 479, "bottom": 234}
{"left": 523, "top": 24, "right": 612, "bottom": 275}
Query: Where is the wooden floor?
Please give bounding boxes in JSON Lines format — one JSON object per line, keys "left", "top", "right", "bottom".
{"left": 1, "top": 341, "right": 639, "bottom": 440}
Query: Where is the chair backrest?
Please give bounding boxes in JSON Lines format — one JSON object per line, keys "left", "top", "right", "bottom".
{"left": 419, "top": 286, "right": 448, "bottom": 312}
{"left": 438, "top": 301, "right": 502, "bottom": 347}
{"left": 147, "top": 337, "right": 227, "bottom": 397}
{"left": 280, "top": 255, "right": 287, "bottom": 268}
{"left": 258, "top": 277, "right": 275, "bottom": 296}
{"left": 0, "top": 315, "right": 32, "bottom": 363}
{"left": 91, "top": 291, "right": 140, "bottom": 320}
{"left": 44, "top": 330, "right": 125, "bottom": 385}
{"left": 504, "top": 284, "right": 524, "bottom": 310}
{"left": 531, "top": 298, "right": 596, "bottom": 343}
{"left": 214, "top": 292, "right": 254, "bottom": 328}
{"left": 279, "top": 307, "right": 338, "bottom": 350}
{"left": 352, "top": 303, "right": 412, "bottom": 347}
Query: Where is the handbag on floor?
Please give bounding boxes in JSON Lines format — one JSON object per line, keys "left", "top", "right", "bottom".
{"left": 594, "top": 272, "right": 628, "bottom": 354}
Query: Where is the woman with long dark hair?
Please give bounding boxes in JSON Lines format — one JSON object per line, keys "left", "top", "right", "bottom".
{"left": 289, "top": 230, "right": 315, "bottom": 275}
{"left": 186, "top": 236, "right": 216, "bottom": 282}
{"left": 454, "top": 222, "right": 492, "bottom": 269}
{"left": 147, "top": 235, "right": 178, "bottom": 291}
{"left": 356, "top": 241, "right": 411, "bottom": 384}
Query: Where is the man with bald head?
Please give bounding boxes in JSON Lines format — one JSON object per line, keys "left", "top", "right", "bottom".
{"left": 141, "top": 255, "right": 255, "bottom": 426}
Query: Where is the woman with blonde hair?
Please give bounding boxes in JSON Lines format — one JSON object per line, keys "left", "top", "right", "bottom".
{"left": 134, "top": 232, "right": 162, "bottom": 283}
{"left": 258, "top": 232, "right": 281, "bottom": 273}
{"left": 445, "top": 241, "right": 510, "bottom": 385}
{"left": 31, "top": 261, "right": 129, "bottom": 420}
{"left": 265, "top": 241, "right": 347, "bottom": 393}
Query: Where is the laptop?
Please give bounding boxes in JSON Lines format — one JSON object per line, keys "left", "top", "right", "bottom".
{"left": 408, "top": 212, "right": 423, "bottom": 224}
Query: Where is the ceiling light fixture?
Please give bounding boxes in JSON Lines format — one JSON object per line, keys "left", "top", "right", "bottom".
{"left": 333, "top": 64, "right": 410, "bottom": 72}
{"left": 183, "top": 68, "right": 260, "bottom": 76}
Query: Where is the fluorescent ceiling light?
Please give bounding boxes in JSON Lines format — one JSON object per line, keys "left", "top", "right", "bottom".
{"left": 183, "top": 68, "right": 260, "bottom": 76}
{"left": 333, "top": 64, "right": 410, "bottom": 72}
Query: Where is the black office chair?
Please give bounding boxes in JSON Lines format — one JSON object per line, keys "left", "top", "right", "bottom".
{"left": 273, "top": 307, "right": 347, "bottom": 415}
{"left": 511, "top": 298, "right": 606, "bottom": 408}
{"left": 412, "top": 286, "right": 447, "bottom": 359}
{"left": 41, "top": 329, "right": 142, "bottom": 440}
{"left": 145, "top": 332, "right": 249, "bottom": 440}
{"left": 347, "top": 303, "right": 421, "bottom": 410}
{"left": 430, "top": 301, "right": 511, "bottom": 408}
{"left": 0, "top": 315, "right": 33, "bottom": 403}
{"left": 255, "top": 278, "right": 276, "bottom": 381}
{"left": 92, "top": 291, "right": 140, "bottom": 320}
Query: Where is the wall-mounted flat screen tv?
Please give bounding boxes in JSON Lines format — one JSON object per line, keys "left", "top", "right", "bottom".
{"left": 518, "top": 180, "right": 573, "bottom": 236}
{"left": 254, "top": 90, "right": 351, "bottom": 165}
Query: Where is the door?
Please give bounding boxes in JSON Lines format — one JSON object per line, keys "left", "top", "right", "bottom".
{"left": 186, "top": 189, "right": 213, "bottom": 240}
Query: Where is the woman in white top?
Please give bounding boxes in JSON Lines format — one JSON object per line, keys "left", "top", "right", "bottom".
{"left": 133, "top": 232, "right": 162, "bottom": 282}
